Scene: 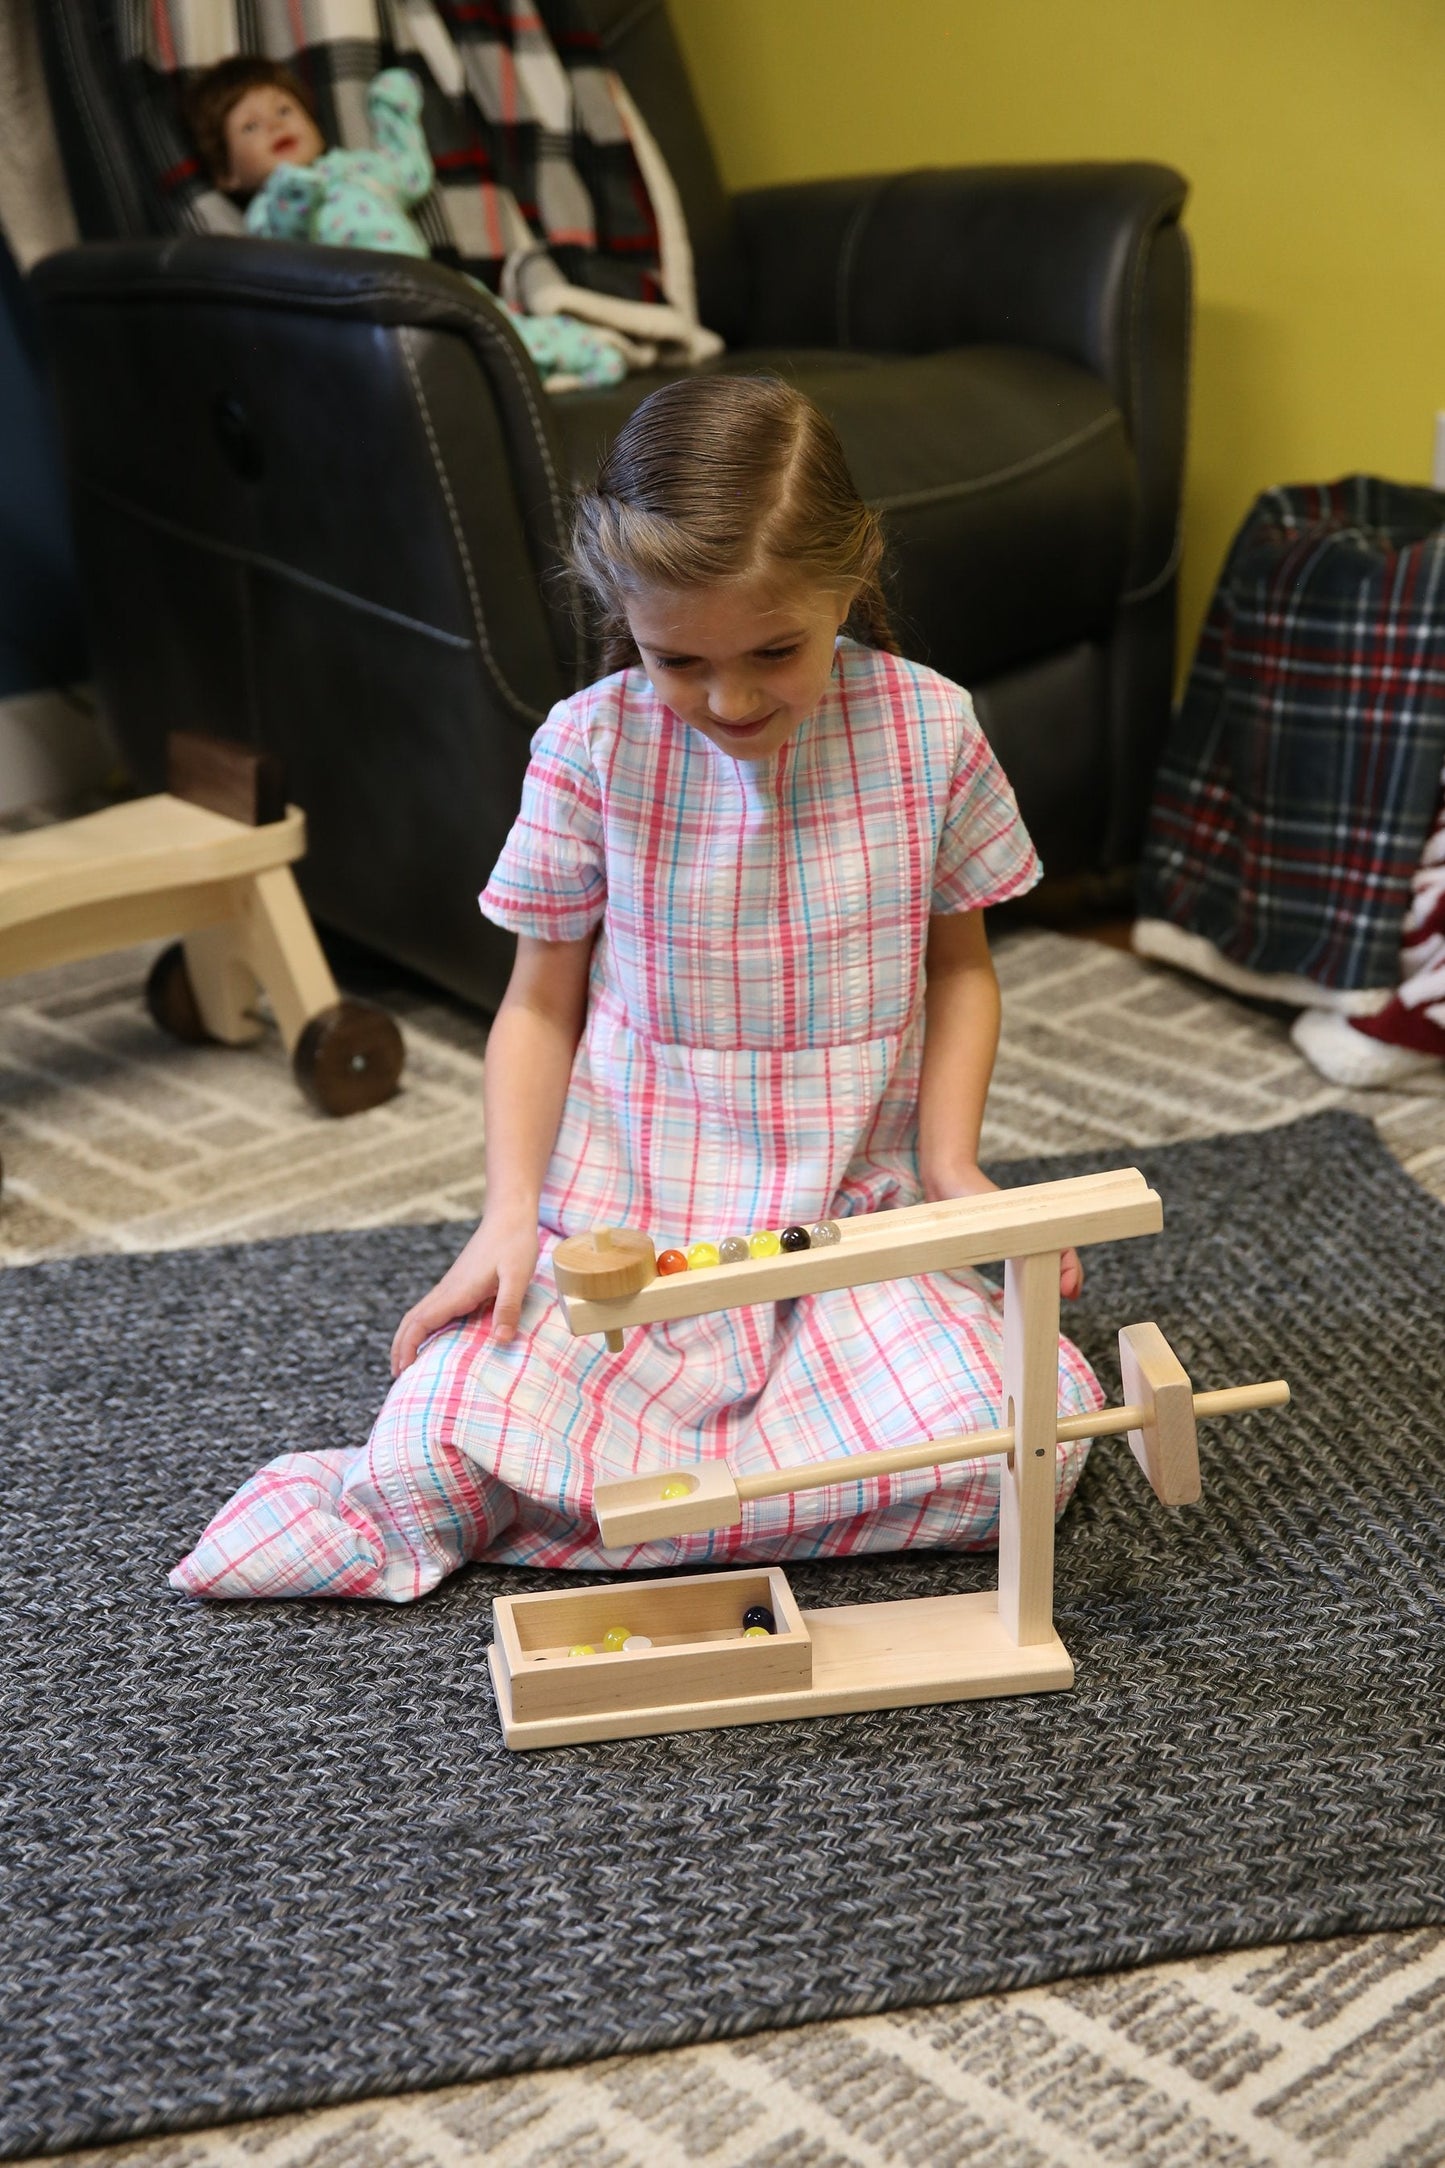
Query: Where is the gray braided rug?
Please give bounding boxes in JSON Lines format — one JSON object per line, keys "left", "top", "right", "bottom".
{"left": 3, "top": 1110, "right": 1443, "bottom": 2158}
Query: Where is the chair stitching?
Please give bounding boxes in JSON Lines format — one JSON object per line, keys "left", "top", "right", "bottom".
{"left": 1122, "top": 193, "right": 1190, "bottom": 602}
{"left": 870, "top": 409, "right": 1122, "bottom": 513}
{"left": 1121, "top": 531, "right": 1183, "bottom": 605}
{"left": 400, "top": 328, "right": 549, "bottom": 722}
{"left": 453, "top": 293, "right": 571, "bottom": 551}
{"left": 78, "top": 478, "right": 476, "bottom": 651}
{"left": 836, "top": 176, "right": 892, "bottom": 347}
{"left": 439, "top": 292, "right": 583, "bottom": 653}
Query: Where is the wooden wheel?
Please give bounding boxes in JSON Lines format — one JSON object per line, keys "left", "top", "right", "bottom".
{"left": 144, "top": 943, "right": 216, "bottom": 1045}
{"left": 292, "top": 999, "right": 404, "bottom": 1116}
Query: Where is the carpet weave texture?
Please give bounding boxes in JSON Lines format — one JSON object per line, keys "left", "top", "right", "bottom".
{"left": 3, "top": 1108, "right": 1444, "bottom": 2158}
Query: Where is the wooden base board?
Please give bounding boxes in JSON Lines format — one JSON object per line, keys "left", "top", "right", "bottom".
{"left": 488, "top": 1588, "right": 1073, "bottom": 1750}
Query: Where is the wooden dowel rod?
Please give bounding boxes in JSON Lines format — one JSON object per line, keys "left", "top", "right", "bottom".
{"left": 731, "top": 1379, "right": 1290, "bottom": 1507}
{"left": 1188, "top": 1381, "right": 1292, "bottom": 1420}
{"left": 734, "top": 1426, "right": 1016, "bottom": 1501}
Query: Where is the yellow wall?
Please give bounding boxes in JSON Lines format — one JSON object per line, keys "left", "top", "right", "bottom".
{"left": 671, "top": 0, "right": 1445, "bottom": 671}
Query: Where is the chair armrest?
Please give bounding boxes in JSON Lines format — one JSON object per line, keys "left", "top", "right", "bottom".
{"left": 30, "top": 237, "right": 583, "bottom": 684}
{"left": 734, "top": 164, "right": 1191, "bottom": 595}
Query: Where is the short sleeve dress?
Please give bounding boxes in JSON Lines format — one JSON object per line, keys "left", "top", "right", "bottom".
{"left": 396, "top": 639, "right": 1102, "bottom": 1569}
{"left": 171, "top": 641, "right": 1103, "bottom": 1600}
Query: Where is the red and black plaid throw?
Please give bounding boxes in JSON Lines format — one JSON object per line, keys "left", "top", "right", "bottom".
{"left": 1139, "top": 476, "right": 1445, "bottom": 995}
{"left": 116, "top": 0, "right": 663, "bottom": 302}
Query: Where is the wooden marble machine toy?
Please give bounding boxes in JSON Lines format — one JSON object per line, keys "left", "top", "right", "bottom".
{"left": 486, "top": 1172, "right": 1289, "bottom": 1750}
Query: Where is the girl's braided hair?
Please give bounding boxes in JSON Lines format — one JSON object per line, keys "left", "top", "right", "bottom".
{"left": 569, "top": 374, "right": 898, "bottom": 675}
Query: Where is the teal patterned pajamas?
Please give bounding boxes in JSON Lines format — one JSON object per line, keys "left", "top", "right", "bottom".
{"left": 245, "top": 70, "right": 625, "bottom": 389}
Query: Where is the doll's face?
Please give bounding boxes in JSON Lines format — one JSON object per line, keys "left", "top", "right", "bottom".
{"left": 220, "top": 84, "right": 325, "bottom": 194}
{"left": 625, "top": 575, "right": 856, "bottom": 762}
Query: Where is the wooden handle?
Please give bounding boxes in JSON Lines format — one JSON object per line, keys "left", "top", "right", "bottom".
{"left": 732, "top": 1379, "right": 1290, "bottom": 1508}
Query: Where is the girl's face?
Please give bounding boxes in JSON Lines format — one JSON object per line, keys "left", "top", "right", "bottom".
{"left": 625, "top": 576, "right": 855, "bottom": 762}
{"left": 221, "top": 85, "right": 325, "bottom": 194}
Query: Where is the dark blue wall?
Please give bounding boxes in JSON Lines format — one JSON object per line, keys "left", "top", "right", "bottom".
{"left": 0, "top": 230, "right": 87, "bottom": 698}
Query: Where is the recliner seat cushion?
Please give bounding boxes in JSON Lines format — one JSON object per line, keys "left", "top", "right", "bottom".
{"left": 551, "top": 345, "right": 1134, "bottom": 686}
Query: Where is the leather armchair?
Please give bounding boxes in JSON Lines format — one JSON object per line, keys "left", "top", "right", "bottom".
{"left": 31, "top": 0, "right": 1190, "bottom": 1011}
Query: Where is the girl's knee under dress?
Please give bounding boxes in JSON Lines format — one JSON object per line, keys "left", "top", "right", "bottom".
{"left": 171, "top": 643, "right": 1104, "bottom": 1602}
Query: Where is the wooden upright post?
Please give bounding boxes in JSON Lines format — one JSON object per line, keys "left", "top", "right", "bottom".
{"left": 996, "top": 1250, "right": 1061, "bottom": 1645}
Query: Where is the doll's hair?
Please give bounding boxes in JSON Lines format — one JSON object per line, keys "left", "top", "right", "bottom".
{"left": 569, "top": 375, "right": 898, "bottom": 673}
{"left": 185, "top": 55, "right": 318, "bottom": 187}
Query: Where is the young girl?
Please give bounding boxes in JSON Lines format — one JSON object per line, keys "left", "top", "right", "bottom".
{"left": 172, "top": 375, "right": 1103, "bottom": 1603}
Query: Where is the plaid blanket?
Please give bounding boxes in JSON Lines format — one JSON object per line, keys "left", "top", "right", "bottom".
{"left": 114, "top": 0, "right": 715, "bottom": 357}
{"left": 1137, "top": 477, "right": 1445, "bottom": 996}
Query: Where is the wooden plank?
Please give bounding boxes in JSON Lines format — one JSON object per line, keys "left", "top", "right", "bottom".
{"left": 231, "top": 865, "right": 339, "bottom": 1053}
{"left": 0, "top": 798, "right": 305, "bottom": 932}
{"left": 997, "top": 1251, "right": 1062, "bottom": 1646}
{"left": 0, "top": 879, "right": 248, "bottom": 976}
{"left": 490, "top": 1589, "right": 1074, "bottom": 1750}
{"left": 1119, "top": 1321, "right": 1202, "bottom": 1506}
{"left": 167, "top": 731, "right": 286, "bottom": 827}
{"left": 559, "top": 1172, "right": 1162, "bottom": 1335}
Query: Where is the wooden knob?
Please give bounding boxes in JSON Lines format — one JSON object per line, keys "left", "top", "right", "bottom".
{"left": 553, "top": 1226, "right": 657, "bottom": 1299}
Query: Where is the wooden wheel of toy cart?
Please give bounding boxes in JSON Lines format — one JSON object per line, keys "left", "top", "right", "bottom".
{"left": 145, "top": 942, "right": 217, "bottom": 1046}
{"left": 293, "top": 1000, "right": 404, "bottom": 1117}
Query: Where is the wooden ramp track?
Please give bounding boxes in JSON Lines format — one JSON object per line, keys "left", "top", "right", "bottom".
{"left": 557, "top": 1168, "right": 1163, "bottom": 1336}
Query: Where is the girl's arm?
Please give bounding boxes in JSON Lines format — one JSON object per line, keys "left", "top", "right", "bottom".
{"left": 918, "top": 910, "right": 1083, "bottom": 1299}
{"left": 917, "top": 909, "right": 1001, "bottom": 1199}
{"left": 389, "top": 930, "right": 593, "bottom": 1372}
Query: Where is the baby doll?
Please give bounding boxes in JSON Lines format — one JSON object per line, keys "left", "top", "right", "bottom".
{"left": 186, "top": 56, "right": 626, "bottom": 391}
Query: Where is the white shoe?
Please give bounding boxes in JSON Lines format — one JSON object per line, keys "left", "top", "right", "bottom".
{"left": 1291, "top": 1008, "right": 1445, "bottom": 1090}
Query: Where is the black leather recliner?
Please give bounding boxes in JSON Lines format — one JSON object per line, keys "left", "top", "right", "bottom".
{"left": 31, "top": 0, "right": 1191, "bottom": 1011}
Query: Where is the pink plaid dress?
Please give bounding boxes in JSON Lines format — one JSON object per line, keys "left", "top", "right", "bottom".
{"left": 172, "top": 642, "right": 1102, "bottom": 1601}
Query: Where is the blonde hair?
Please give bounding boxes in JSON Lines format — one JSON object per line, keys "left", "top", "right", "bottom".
{"left": 569, "top": 375, "right": 898, "bottom": 674}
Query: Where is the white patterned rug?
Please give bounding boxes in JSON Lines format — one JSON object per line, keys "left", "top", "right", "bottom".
{"left": 4, "top": 928, "right": 1444, "bottom": 2168}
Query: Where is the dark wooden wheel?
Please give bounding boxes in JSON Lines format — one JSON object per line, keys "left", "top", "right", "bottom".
{"left": 144, "top": 943, "right": 215, "bottom": 1045}
{"left": 292, "top": 1000, "right": 404, "bottom": 1116}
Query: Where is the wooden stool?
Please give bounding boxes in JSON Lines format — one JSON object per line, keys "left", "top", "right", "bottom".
{"left": 0, "top": 734, "right": 404, "bottom": 1195}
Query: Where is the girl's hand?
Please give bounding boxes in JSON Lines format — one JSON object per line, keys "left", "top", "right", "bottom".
{"left": 390, "top": 1212, "right": 539, "bottom": 1377}
{"left": 921, "top": 1164, "right": 1084, "bottom": 1302}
